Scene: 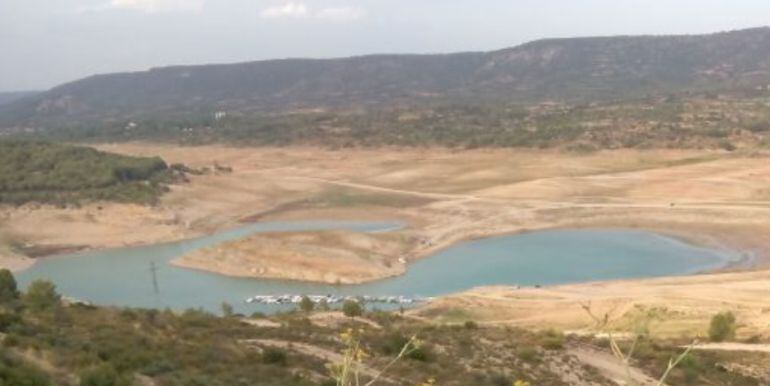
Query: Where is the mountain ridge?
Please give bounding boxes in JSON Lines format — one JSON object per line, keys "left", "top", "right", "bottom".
{"left": 3, "top": 26, "right": 770, "bottom": 131}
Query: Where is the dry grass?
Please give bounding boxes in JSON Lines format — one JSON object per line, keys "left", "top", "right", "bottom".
{"left": 418, "top": 268, "right": 770, "bottom": 339}
{"left": 2, "top": 144, "right": 770, "bottom": 290}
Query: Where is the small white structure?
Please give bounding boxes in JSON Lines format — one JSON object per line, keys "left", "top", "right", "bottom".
{"left": 244, "top": 294, "right": 433, "bottom": 305}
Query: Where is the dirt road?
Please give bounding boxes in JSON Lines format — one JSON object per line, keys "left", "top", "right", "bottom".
{"left": 569, "top": 347, "right": 660, "bottom": 386}
{"left": 690, "top": 343, "right": 770, "bottom": 353}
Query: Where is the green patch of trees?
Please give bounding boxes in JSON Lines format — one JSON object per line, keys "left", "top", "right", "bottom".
{"left": 0, "top": 349, "right": 51, "bottom": 386}
{"left": 0, "top": 140, "right": 181, "bottom": 206}
{"left": 20, "top": 90, "right": 770, "bottom": 152}
{"left": 23, "top": 280, "right": 61, "bottom": 312}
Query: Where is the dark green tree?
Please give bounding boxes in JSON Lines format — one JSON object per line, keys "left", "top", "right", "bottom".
{"left": 0, "top": 269, "right": 19, "bottom": 304}
{"left": 342, "top": 300, "right": 363, "bottom": 319}
{"left": 23, "top": 280, "right": 60, "bottom": 312}
{"left": 262, "top": 348, "right": 287, "bottom": 366}
{"left": 709, "top": 311, "right": 737, "bottom": 342}
{"left": 299, "top": 295, "right": 314, "bottom": 313}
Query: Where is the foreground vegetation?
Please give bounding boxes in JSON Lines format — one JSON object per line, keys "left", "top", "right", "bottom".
{"left": 0, "top": 270, "right": 765, "bottom": 386}
{"left": 0, "top": 141, "right": 184, "bottom": 206}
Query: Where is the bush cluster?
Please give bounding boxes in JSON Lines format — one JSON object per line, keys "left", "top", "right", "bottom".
{"left": 0, "top": 140, "right": 177, "bottom": 206}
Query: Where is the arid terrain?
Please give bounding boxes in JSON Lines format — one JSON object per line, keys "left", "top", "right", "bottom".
{"left": 175, "top": 230, "right": 410, "bottom": 284}
{"left": 3, "top": 144, "right": 770, "bottom": 276}
{"left": 2, "top": 144, "right": 770, "bottom": 335}
{"left": 418, "top": 269, "right": 770, "bottom": 339}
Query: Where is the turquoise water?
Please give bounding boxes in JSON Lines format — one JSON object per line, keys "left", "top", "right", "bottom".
{"left": 16, "top": 222, "right": 737, "bottom": 314}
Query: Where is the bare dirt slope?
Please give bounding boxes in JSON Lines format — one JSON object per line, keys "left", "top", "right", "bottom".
{"left": 417, "top": 269, "right": 770, "bottom": 339}
{"left": 174, "top": 230, "right": 410, "bottom": 284}
{"left": 2, "top": 144, "right": 770, "bottom": 285}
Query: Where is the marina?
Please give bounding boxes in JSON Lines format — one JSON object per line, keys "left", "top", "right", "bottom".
{"left": 17, "top": 223, "right": 736, "bottom": 314}
{"left": 245, "top": 294, "right": 433, "bottom": 305}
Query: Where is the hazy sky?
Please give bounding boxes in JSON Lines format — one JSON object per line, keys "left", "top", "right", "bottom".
{"left": 1, "top": 0, "right": 769, "bottom": 91}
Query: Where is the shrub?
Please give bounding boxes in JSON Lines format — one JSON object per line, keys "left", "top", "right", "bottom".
{"left": 0, "top": 269, "right": 19, "bottom": 304}
{"left": 708, "top": 312, "right": 736, "bottom": 342}
{"left": 262, "top": 348, "right": 287, "bottom": 366}
{"left": 23, "top": 280, "right": 60, "bottom": 312}
{"left": 139, "top": 360, "right": 176, "bottom": 377}
{"left": 2, "top": 333, "right": 20, "bottom": 347}
{"left": 678, "top": 354, "right": 702, "bottom": 384}
{"left": 342, "top": 300, "right": 363, "bottom": 319}
{"left": 463, "top": 320, "right": 478, "bottom": 330}
{"left": 538, "top": 329, "right": 565, "bottom": 350}
{"left": 517, "top": 346, "right": 540, "bottom": 363}
{"left": 406, "top": 345, "right": 431, "bottom": 362}
{"left": 489, "top": 373, "right": 511, "bottom": 386}
{"left": 179, "top": 308, "right": 216, "bottom": 327}
{"left": 79, "top": 363, "right": 133, "bottom": 386}
{"left": 0, "top": 350, "right": 51, "bottom": 386}
{"left": 299, "top": 296, "right": 314, "bottom": 313}
{"left": 0, "top": 312, "right": 21, "bottom": 333}
{"left": 380, "top": 332, "right": 409, "bottom": 356}
{"left": 718, "top": 140, "right": 736, "bottom": 151}
{"left": 380, "top": 332, "right": 431, "bottom": 362}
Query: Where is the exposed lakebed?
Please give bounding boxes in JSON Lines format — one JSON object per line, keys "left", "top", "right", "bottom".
{"left": 17, "top": 221, "right": 738, "bottom": 314}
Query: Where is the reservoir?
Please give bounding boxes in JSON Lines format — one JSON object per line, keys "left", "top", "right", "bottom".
{"left": 16, "top": 221, "right": 737, "bottom": 314}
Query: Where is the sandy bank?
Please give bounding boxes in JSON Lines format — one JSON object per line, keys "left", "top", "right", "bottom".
{"left": 0, "top": 253, "right": 33, "bottom": 272}
{"left": 171, "top": 230, "right": 410, "bottom": 284}
{"left": 3, "top": 144, "right": 770, "bottom": 286}
{"left": 416, "top": 268, "right": 770, "bottom": 339}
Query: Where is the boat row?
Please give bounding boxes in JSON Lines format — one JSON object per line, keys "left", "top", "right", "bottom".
{"left": 245, "top": 294, "right": 433, "bottom": 305}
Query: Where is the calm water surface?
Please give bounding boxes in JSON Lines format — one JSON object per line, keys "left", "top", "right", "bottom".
{"left": 17, "top": 221, "right": 738, "bottom": 314}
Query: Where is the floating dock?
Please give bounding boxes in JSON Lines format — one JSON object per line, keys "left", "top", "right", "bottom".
{"left": 245, "top": 294, "right": 433, "bottom": 305}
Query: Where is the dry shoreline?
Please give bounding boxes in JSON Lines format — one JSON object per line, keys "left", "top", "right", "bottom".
{"left": 10, "top": 203, "right": 760, "bottom": 286}
{"left": 4, "top": 145, "right": 770, "bottom": 287}
{"left": 4, "top": 143, "right": 770, "bottom": 343}
{"left": 416, "top": 268, "right": 770, "bottom": 339}
{"left": 169, "top": 229, "right": 409, "bottom": 285}
{"left": 11, "top": 216, "right": 757, "bottom": 293}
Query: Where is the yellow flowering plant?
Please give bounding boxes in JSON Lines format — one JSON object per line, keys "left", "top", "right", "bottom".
{"left": 328, "top": 328, "right": 422, "bottom": 386}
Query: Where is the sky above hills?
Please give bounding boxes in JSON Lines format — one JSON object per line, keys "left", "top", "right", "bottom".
{"left": 1, "top": 0, "right": 769, "bottom": 91}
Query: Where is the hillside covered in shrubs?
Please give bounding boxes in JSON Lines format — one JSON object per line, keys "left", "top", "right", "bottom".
{"left": 0, "top": 141, "right": 182, "bottom": 206}
{"left": 4, "top": 28, "right": 770, "bottom": 151}
{"left": 0, "top": 269, "right": 764, "bottom": 386}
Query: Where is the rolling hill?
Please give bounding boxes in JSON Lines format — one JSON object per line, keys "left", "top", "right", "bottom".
{"left": 2, "top": 27, "right": 770, "bottom": 148}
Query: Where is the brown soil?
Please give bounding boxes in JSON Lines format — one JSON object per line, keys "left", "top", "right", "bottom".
{"left": 173, "top": 230, "right": 410, "bottom": 284}
{"left": 417, "top": 269, "right": 770, "bottom": 339}
{"left": 2, "top": 144, "right": 770, "bottom": 295}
